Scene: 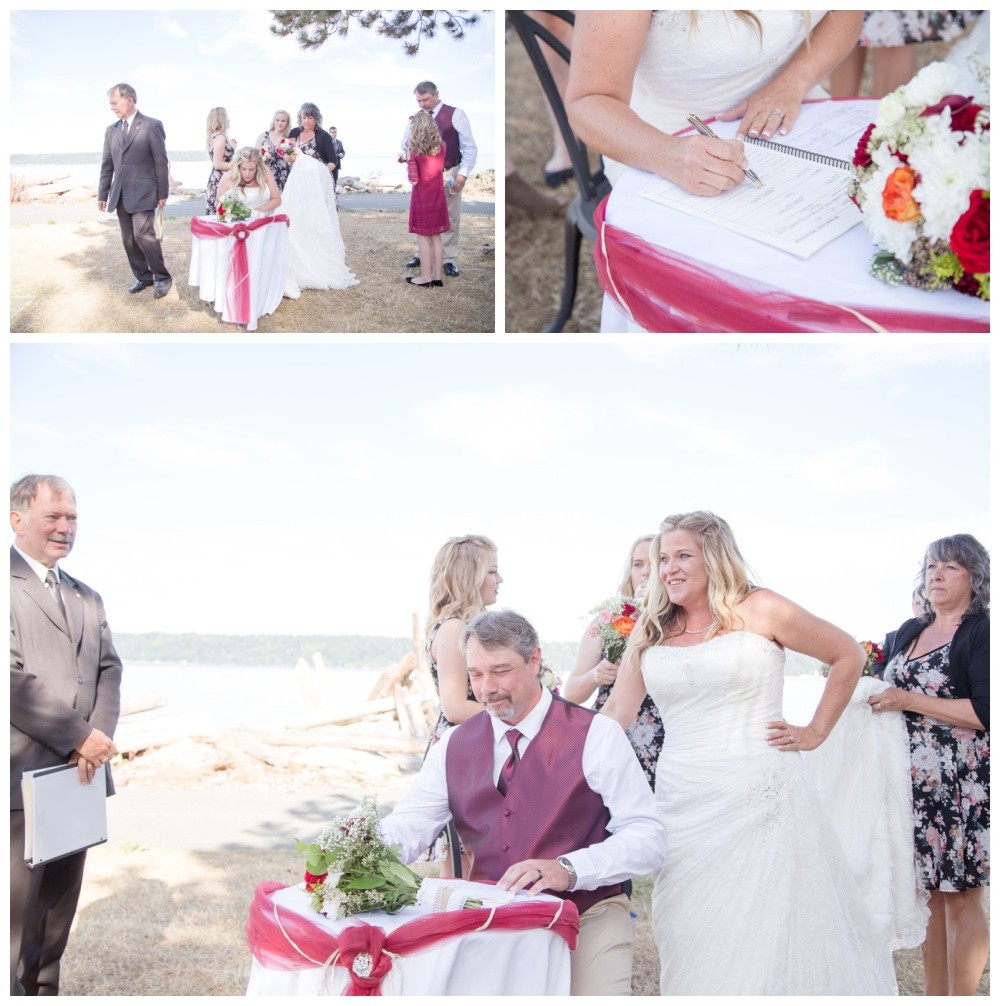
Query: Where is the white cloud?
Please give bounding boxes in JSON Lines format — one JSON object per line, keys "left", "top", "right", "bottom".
{"left": 155, "top": 15, "right": 187, "bottom": 39}
{"left": 817, "top": 342, "right": 988, "bottom": 381}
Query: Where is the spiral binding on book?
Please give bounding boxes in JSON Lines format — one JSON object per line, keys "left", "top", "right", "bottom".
{"left": 745, "top": 135, "right": 850, "bottom": 172}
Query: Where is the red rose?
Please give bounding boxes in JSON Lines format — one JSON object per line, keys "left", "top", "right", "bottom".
{"left": 949, "top": 189, "right": 990, "bottom": 275}
{"left": 922, "top": 93, "right": 985, "bottom": 133}
{"left": 621, "top": 603, "right": 636, "bottom": 617}
{"left": 304, "top": 870, "right": 328, "bottom": 892}
{"left": 853, "top": 123, "right": 876, "bottom": 168}
{"left": 217, "top": 204, "right": 225, "bottom": 218}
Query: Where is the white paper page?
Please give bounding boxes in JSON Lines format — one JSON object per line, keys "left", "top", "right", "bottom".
{"left": 638, "top": 101, "right": 873, "bottom": 258}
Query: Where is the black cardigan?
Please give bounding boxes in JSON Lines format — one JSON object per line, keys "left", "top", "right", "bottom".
{"left": 289, "top": 127, "right": 338, "bottom": 171}
{"left": 884, "top": 611, "right": 989, "bottom": 730}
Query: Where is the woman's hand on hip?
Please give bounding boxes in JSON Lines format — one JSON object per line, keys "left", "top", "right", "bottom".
{"left": 765, "top": 718, "right": 823, "bottom": 752}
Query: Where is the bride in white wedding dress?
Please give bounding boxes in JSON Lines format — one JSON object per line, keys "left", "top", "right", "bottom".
{"left": 602, "top": 512, "right": 926, "bottom": 995}
{"left": 280, "top": 149, "right": 358, "bottom": 297}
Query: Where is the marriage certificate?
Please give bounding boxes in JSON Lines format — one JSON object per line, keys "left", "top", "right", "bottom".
{"left": 639, "top": 100, "right": 876, "bottom": 259}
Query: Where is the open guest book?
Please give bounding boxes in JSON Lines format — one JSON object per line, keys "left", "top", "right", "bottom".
{"left": 639, "top": 99, "right": 876, "bottom": 258}
{"left": 22, "top": 763, "right": 108, "bottom": 867}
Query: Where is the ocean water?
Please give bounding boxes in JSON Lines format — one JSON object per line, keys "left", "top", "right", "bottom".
{"left": 11, "top": 152, "right": 495, "bottom": 193}
{"left": 119, "top": 660, "right": 387, "bottom": 732}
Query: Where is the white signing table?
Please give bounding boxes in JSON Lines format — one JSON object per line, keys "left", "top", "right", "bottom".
{"left": 189, "top": 214, "right": 289, "bottom": 332}
{"left": 599, "top": 100, "right": 990, "bottom": 334}
{"left": 245, "top": 880, "right": 575, "bottom": 996}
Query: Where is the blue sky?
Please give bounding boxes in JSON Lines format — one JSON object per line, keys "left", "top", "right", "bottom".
{"left": 9, "top": 9, "right": 495, "bottom": 159}
{"left": 9, "top": 342, "right": 989, "bottom": 646}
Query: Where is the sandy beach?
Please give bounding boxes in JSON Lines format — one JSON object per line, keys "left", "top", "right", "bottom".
{"left": 9, "top": 173, "right": 495, "bottom": 334}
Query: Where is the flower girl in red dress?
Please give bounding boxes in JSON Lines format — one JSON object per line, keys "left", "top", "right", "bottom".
{"left": 405, "top": 113, "right": 450, "bottom": 287}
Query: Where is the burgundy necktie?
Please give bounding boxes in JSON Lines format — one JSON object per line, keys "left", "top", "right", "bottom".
{"left": 497, "top": 729, "right": 522, "bottom": 796}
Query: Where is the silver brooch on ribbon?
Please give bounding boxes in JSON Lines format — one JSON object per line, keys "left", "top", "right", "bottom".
{"left": 351, "top": 953, "right": 374, "bottom": 978}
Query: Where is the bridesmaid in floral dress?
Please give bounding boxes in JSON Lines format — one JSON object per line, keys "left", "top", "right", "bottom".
{"left": 422, "top": 535, "right": 501, "bottom": 875}
{"left": 564, "top": 534, "right": 664, "bottom": 788}
{"left": 255, "top": 109, "right": 292, "bottom": 191}
{"left": 870, "top": 533, "right": 989, "bottom": 995}
{"left": 205, "top": 107, "right": 235, "bottom": 215}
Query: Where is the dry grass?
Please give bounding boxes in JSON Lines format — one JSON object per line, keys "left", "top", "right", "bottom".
{"left": 504, "top": 25, "right": 966, "bottom": 334}
{"left": 10, "top": 207, "right": 494, "bottom": 334}
{"left": 59, "top": 840, "right": 987, "bottom": 995}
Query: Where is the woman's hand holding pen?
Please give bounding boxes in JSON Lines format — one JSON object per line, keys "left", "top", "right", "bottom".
{"left": 663, "top": 134, "right": 748, "bottom": 196}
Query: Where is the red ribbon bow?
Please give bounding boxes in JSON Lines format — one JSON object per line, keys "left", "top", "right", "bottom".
{"left": 190, "top": 214, "right": 289, "bottom": 325}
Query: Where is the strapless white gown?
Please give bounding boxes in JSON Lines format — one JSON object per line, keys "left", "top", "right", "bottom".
{"left": 281, "top": 152, "right": 358, "bottom": 297}
{"left": 643, "top": 632, "right": 923, "bottom": 995}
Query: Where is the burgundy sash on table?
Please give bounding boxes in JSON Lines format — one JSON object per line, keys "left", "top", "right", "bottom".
{"left": 592, "top": 197, "right": 989, "bottom": 334}
{"left": 245, "top": 881, "right": 579, "bottom": 996}
{"left": 190, "top": 215, "right": 289, "bottom": 326}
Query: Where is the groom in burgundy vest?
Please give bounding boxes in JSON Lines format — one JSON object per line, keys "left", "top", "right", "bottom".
{"left": 381, "top": 610, "right": 664, "bottom": 995}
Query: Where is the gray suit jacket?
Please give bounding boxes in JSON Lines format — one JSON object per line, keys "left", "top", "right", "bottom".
{"left": 9, "top": 547, "right": 122, "bottom": 810}
{"left": 98, "top": 110, "right": 169, "bottom": 214}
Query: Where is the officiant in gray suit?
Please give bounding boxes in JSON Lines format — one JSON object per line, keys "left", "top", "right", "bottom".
{"left": 98, "top": 82, "right": 173, "bottom": 298}
{"left": 10, "top": 475, "right": 122, "bottom": 996}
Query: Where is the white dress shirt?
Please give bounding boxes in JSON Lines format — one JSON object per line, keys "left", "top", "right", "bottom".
{"left": 381, "top": 687, "right": 666, "bottom": 891}
{"left": 400, "top": 101, "right": 478, "bottom": 178}
{"left": 13, "top": 545, "right": 59, "bottom": 583}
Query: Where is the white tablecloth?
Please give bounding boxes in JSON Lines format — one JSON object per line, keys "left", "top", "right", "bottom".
{"left": 602, "top": 102, "right": 990, "bottom": 333}
{"left": 189, "top": 215, "right": 289, "bottom": 332}
{"left": 246, "top": 885, "right": 573, "bottom": 996}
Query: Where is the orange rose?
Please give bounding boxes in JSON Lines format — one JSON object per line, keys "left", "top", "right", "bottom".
{"left": 882, "top": 166, "right": 921, "bottom": 222}
{"left": 611, "top": 615, "right": 636, "bottom": 636}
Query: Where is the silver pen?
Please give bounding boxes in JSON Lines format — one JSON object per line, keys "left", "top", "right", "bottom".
{"left": 686, "top": 113, "right": 764, "bottom": 187}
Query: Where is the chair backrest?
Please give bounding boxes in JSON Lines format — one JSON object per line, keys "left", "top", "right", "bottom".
{"left": 509, "top": 11, "right": 611, "bottom": 230}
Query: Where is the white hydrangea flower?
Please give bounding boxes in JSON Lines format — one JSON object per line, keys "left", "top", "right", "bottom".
{"left": 910, "top": 124, "right": 989, "bottom": 241}
{"left": 901, "top": 62, "right": 963, "bottom": 107}
{"left": 875, "top": 91, "right": 907, "bottom": 131}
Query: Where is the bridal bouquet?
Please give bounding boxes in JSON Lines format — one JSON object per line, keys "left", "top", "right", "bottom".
{"left": 860, "top": 640, "right": 885, "bottom": 678}
{"left": 588, "top": 596, "right": 642, "bottom": 663}
{"left": 276, "top": 137, "right": 297, "bottom": 160}
{"left": 296, "top": 794, "right": 422, "bottom": 918}
{"left": 217, "top": 190, "right": 252, "bottom": 224}
{"left": 849, "top": 58, "right": 990, "bottom": 300}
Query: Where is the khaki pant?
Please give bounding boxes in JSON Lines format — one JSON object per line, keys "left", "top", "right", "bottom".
{"left": 570, "top": 894, "right": 634, "bottom": 996}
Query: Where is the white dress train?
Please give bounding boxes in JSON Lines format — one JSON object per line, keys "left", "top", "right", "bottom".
{"left": 280, "top": 152, "right": 358, "bottom": 298}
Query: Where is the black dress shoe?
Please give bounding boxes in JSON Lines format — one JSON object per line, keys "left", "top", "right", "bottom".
{"left": 153, "top": 277, "right": 173, "bottom": 299}
{"left": 128, "top": 279, "right": 153, "bottom": 294}
{"left": 443, "top": 262, "right": 460, "bottom": 277}
{"left": 430, "top": 279, "right": 444, "bottom": 287}
{"left": 406, "top": 276, "right": 431, "bottom": 287}
{"left": 404, "top": 256, "right": 421, "bottom": 268}
{"left": 543, "top": 167, "right": 574, "bottom": 188}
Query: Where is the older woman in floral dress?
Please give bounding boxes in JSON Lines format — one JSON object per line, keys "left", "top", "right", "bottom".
{"left": 869, "top": 533, "right": 989, "bottom": 995}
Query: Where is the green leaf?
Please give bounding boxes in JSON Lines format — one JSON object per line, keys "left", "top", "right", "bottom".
{"left": 344, "top": 874, "right": 386, "bottom": 890}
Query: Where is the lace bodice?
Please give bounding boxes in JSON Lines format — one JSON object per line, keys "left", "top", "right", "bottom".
{"left": 643, "top": 631, "right": 785, "bottom": 764}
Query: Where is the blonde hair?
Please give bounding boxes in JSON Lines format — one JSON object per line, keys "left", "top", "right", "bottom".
{"left": 629, "top": 512, "right": 755, "bottom": 663}
{"left": 407, "top": 113, "right": 443, "bottom": 157}
{"left": 206, "top": 107, "right": 230, "bottom": 149}
{"left": 616, "top": 534, "right": 655, "bottom": 598}
{"left": 228, "top": 147, "right": 267, "bottom": 189}
{"left": 269, "top": 109, "right": 291, "bottom": 133}
{"left": 686, "top": 10, "right": 811, "bottom": 42}
{"left": 426, "top": 535, "right": 497, "bottom": 630}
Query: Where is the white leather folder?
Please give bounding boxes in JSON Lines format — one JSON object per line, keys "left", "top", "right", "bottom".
{"left": 21, "top": 763, "right": 109, "bottom": 867}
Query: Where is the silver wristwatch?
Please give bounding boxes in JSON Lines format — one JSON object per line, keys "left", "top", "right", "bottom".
{"left": 557, "top": 855, "right": 577, "bottom": 891}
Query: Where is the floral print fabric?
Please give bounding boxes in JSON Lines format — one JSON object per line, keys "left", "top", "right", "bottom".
{"left": 594, "top": 686, "right": 663, "bottom": 790}
{"left": 261, "top": 133, "right": 291, "bottom": 191}
{"left": 860, "top": 10, "right": 980, "bottom": 47}
{"left": 884, "top": 643, "right": 990, "bottom": 891}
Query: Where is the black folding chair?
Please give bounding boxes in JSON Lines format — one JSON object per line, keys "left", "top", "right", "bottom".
{"left": 510, "top": 11, "right": 612, "bottom": 333}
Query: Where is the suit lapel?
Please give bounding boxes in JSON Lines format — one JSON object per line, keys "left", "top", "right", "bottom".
{"left": 10, "top": 550, "right": 71, "bottom": 638}
{"left": 61, "top": 570, "right": 85, "bottom": 649}
{"left": 122, "top": 112, "right": 141, "bottom": 152}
